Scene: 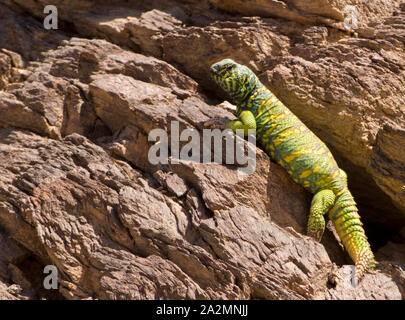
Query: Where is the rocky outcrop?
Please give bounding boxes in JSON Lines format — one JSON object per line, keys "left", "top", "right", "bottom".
{"left": 0, "top": 0, "right": 404, "bottom": 299}
{"left": 26, "top": 0, "right": 404, "bottom": 232}
{"left": 209, "top": 0, "right": 401, "bottom": 28}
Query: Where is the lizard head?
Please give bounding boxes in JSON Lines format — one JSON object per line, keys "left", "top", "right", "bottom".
{"left": 210, "top": 59, "right": 258, "bottom": 104}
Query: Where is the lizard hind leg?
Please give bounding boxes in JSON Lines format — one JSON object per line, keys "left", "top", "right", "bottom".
{"left": 307, "top": 189, "right": 336, "bottom": 242}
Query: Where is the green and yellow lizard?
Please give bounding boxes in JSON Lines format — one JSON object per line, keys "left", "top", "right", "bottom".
{"left": 208, "top": 58, "right": 376, "bottom": 279}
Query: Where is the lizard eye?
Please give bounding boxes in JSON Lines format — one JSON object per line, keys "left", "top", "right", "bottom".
{"left": 224, "top": 64, "right": 233, "bottom": 71}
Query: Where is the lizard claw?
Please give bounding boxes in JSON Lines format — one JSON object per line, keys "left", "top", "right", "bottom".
{"left": 307, "top": 228, "right": 324, "bottom": 242}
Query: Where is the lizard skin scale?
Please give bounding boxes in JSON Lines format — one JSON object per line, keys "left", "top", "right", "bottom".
{"left": 210, "top": 58, "right": 376, "bottom": 279}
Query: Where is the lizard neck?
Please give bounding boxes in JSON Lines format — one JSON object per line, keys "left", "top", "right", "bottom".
{"left": 239, "top": 85, "right": 281, "bottom": 119}
{"left": 234, "top": 80, "right": 267, "bottom": 114}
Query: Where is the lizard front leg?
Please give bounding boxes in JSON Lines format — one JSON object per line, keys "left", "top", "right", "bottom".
{"left": 307, "top": 189, "right": 336, "bottom": 242}
{"left": 228, "top": 110, "right": 257, "bottom": 136}
{"left": 204, "top": 110, "right": 256, "bottom": 136}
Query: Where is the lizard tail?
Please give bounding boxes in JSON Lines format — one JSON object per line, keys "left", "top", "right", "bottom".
{"left": 329, "top": 189, "right": 376, "bottom": 279}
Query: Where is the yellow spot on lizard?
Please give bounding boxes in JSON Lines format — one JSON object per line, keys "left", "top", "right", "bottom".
{"left": 284, "top": 148, "right": 312, "bottom": 162}
{"left": 300, "top": 170, "right": 312, "bottom": 178}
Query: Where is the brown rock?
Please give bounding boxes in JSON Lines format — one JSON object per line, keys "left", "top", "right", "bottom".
{"left": 370, "top": 124, "right": 405, "bottom": 220}
{"left": 0, "top": 282, "right": 17, "bottom": 300}
{"left": 209, "top": 0, "right": 401, "bottom": 28}
{"left": 0, "top": 3, "right": 67, "bottom": 61}
{"left": 67, "top": 0, "right": 405, "bottom": 233}
{"left": 326, "top": 265, "right": 403, "bottom": 300}
{"left": 0, "top": 129, "right": 328, "bottom": 299}
{"left": 0, "top": 0, "right": 403, "bottom": 300}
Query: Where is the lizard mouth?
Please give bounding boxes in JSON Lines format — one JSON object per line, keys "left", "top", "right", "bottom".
{"left": 210, "top": 65, "right": 218, "bottom": 78}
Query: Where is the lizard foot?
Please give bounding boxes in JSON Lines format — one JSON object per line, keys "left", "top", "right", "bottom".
{"left": 307, "top": 229, "right": 323, "bottom": 242}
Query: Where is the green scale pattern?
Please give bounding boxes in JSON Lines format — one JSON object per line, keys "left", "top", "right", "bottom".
{"left": 210, "top": 59, "right": 376, "bottom": 279}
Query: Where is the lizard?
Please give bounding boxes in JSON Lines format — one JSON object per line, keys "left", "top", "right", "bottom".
{"left": 207, "top": 58, "right": 376, "bottom": 280}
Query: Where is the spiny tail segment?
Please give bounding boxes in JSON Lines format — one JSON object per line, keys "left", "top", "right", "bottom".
{"left": 329, "top": 189, "right": 376, "bottom": 279}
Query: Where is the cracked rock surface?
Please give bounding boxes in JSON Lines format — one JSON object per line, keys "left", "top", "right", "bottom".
{"left": 0, "top": 0, "right": 404, "bottom": 299}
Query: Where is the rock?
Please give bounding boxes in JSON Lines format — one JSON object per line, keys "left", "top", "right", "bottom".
{"left": 326, "top": 265, "right": 403, "bottom": 300}
{"left": 0, "top": 49, "right": 27, "bottom": 90}
{"left": 209, "top": 0, "right": 401, "bottom": 28}
{"left": 0, "top": 0, "right": 403, "bottom": 300}
{"left": 0, "top": 231, "right": 29, "bottom": 280}
{"left": 0, "top": 129, "right": 329, "bottom": 299}
{"left": 47, "top": 1, "right": 405, "bottom": 231}
{"left": 0, "top": 51, "right": 12, "bottom": 90}
{"left": 376, "top": 240, "right": 405, "bottom": 269}
{"left": 153, "top": 170, "right": 189, "bottom": 197}
{"left": 0, "top": 3, "right": 67, "bottom": 61}
{"left": 370, "top": 124, "right": 405, "bottom": 221}
{"left": 43, "top": 38, "right": 203, "bottom": 99}
{"left": 0, "top": 281, "right": 17, "bottom": 300}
